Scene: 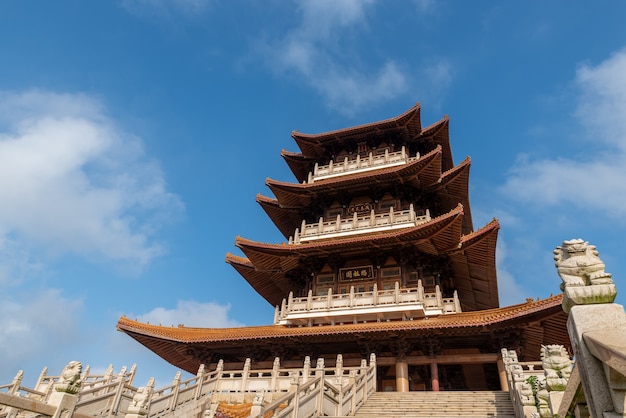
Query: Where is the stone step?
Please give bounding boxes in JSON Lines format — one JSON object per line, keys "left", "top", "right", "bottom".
{"left": 352, "top": 391, "right": 515, "bottom": 418}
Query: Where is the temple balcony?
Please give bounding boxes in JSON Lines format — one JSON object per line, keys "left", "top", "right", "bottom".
{"left": 274, "top": 281, "right": 461, "bottom": 326}
{"left": 289, "top": 205, "right": 431, "bottom": 244}
{"left": 305, "top": 146, "right": 419, "bottom": 183}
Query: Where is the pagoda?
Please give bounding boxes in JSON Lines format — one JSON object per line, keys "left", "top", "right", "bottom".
{"left": 117, "top": 103, "right": 570, "bottom": 392}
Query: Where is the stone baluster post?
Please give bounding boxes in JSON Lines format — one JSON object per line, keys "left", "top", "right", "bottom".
{"left": 315, "top": 358, "right": 325, "bottom": 379}
{"left": 2, "top": 371, "right": 24, "bottom": 418}
{"left": 270, "top": 357, "right": 280, "bottom": 391}
{"left": 372, "top": 283, "right": 378, "bottom": 305}
{"left": 167, "top": 371, "right": 181, "bottom": 411}
{"left": 241, "top": 359, "right": 251, "bottom": 393}
{"left": 453, "top": 290, "right": 461, "bottom": 313}
{"left": 287, "top": 291, "right": 294, "bottom": 313}
{"left": 302, "top": 356, "right": 311, "bottom": 384}
{"left": 34, "top": 366, "right": 48, "bottom": 393}
{"left": 193, "top": 364, "right": 206, "bottom": 400}
{"left": 394, "top": 281, "right": 400, "bottom": 304}
{"left": 49, "top": 361, "right": 83, "bottom": 418}
{"left": 349, "top": 286, "right": 355, "bottom": 307}
{"left": 8, "top": 371, "right": 23, "bottom": 395}
{"left": 435, "top": 285, "right": 443, "bottom": 307}
{"left": 417, "top": 279, "right": 424, "bottom": 301}
{"left": 335, "top": 354, "right": 344, "bottom": 386}
{"left": 103, "top": 364, "right": 114, "bottom": 384}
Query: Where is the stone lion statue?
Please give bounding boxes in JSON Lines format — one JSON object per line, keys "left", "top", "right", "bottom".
{"left": 518, "top": 382, "right": 535, "bottom": 407}
{"left": 554, "top": 239, "right": 613, "bottom": 289}
{"left": 554, "top": 239, "right": 616, "bottom": 311}
{"left": 541, "top": 345, "right": 571, "bottom": 391}
{"left": 129, "top": 383, "right": 153, "bottom": 415}
{"left": 55, "top": 361, "right": 82, "bottom": 394}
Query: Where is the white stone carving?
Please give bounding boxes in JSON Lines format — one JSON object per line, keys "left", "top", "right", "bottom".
{"left": 540, "top": 345, "right": 571, "bottom": 391}
{"left": 554, "top": 239, "right": 616, "bottom": 312}
{"left": 55, "top": 361, "right": 82, "bottom": 394}
{"left": 128, "top": 378, "right": 154, "bottom": 415}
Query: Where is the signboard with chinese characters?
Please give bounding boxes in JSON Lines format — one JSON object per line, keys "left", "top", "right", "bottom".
{"left": 340, "top": 266, "right": 374, "bottom": 282}
{"left": 348, "top": 202, "right": 372, "bottom": 215}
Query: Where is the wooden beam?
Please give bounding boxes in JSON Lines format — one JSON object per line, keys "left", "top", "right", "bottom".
{"left": 376, "top": 353, "right": 498, "bottom": 366}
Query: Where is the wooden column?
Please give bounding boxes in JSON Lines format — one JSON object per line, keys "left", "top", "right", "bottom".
{"left": 430, "top": 362, "right": 440, "bottom": 391}
{"left": 395, "top": 361, "right": 409, "bottom": 392}
{"left": 497, "top": 359, "right": 508, "bottom": 391}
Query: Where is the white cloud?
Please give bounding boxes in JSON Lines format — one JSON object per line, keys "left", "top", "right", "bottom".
{"left": 135, "top": 300, "right": 244, "bottom": 328}
{"left": 502, "top": 47, "right": 626, "bottom": 218}
{"left": 257, "top": 1, "right": 409, "bottom": 115}
{"left": 0, "top": 90, "right": 183, "bottom": 269}
{"left": 0, "top": 289, "right": 83, "bottom": 377}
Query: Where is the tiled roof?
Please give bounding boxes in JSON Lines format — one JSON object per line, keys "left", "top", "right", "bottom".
{"left": 118, "top": 295, "right": 563, "bottom": 343}
{"left": 117, "top": 295, "right": 568, "bottom": 373}
{"left": 266, "top": 146, "right": 443, "bottom": 208}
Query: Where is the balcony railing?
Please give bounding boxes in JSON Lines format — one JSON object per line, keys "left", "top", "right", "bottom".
{"left": 274, "top": 281, "right": 461, "bottom": 326}
{"left": 305, "top": 146, "right": 419, "bottom": 183}
{"left": 289, "top": 205, "right": 430, "bottom": 244}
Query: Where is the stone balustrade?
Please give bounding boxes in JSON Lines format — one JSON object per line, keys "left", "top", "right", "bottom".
{"left": 274, "top": 281, "right": 461, "bottom": 326}
{"left": 305, "top": 146, "right": 419, "bottom": 183}
{"left": 289, "top": 204, "right": 430, "bottom": 244}
{"left": 0, "top": 354, "right": 377, "bottom": 418}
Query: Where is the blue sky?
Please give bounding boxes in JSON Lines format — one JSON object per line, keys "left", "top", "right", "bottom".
{"left": 2, "top": 1, "right": 626, "bottom": 387}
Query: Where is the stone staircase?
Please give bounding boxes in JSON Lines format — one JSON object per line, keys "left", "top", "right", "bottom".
{"left": 350, "top": 391, "right": 516, "bottom": 418}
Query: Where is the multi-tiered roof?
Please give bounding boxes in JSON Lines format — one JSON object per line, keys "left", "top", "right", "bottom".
{"left": 227, "top": 104, "right": 497, "bottom": 311}
{"left": 118, "top": 104, "right": 569, "bottom": 375}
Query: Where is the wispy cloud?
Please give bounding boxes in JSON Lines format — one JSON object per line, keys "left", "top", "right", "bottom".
{"left": 121, "top": 0, "right": 211, "bottom": 18}
{"left": 0, "top": 90, "right": 183, "bottom": 270}
{"left": 134, "top": 300, "right": 244, "bottom": 328}
{"left": 0, "top": 289, "right": 83, "bottom": 377}
{"left": 256, "top": 1, "right": 410, "bottom": 115}
{"left": 501, "top": 47, "right": 626, "bottom": 218}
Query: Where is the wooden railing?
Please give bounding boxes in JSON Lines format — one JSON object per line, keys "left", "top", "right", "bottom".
{"left": 290, "top": 205, "right": 430, "bottom": 244}
{"left": 274, "top": 282, "right": 461, "bottom": 326}
{"left": 306, "top": 146, "right": 419, "bottom": 183}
